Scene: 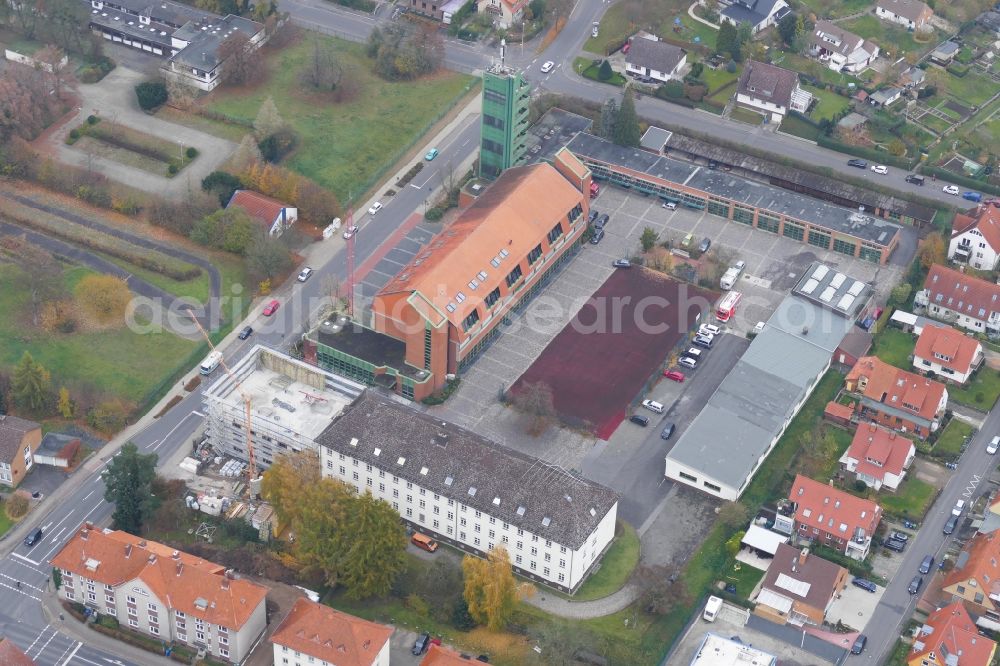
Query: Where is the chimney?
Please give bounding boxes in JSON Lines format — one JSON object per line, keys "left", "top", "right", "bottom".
{"left": 80, "top": 528, "right": 88, "bottom": 541}
{"left": 147, "top": 554, "right": 156, "bottom": 564}
{"left": 124, "top": 544, "right": 132, "bottom": 558}
{"left": 171, "top": 550, "right": 180, "bottom": 560}
{"left": 221, "top": 576, "right": 230, "bottom": 590}
{"left": 225, "top": 569, "right": 235, "bottom": 579}
{"left": 85, "top": 521, "right": 94, "bottom": 530}
{"left": 800, "top": 547, "right": 808, "bottom": 564}
{"left": 138, "top": 540, "right": 147, "bottom": 548}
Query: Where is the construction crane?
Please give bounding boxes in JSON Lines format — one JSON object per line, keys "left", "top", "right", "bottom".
{"left": 345, "top": 206, "right": 356, "bottom": 317}
{"left": 187, "top": 313, "right": 257, "bottom": 497}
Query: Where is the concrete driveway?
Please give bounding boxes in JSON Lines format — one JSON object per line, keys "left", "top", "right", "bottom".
{"left": 48, "top": 66, "right": 238, "bottom": 199}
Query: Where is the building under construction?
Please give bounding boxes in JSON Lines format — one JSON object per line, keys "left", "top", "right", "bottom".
{"left": 202, "top": 345, "right": 364, "bottom": 470}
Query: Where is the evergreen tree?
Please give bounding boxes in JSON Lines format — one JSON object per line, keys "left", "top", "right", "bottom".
{"left": 598, "top": 98, "right": 618, "bottom": 139}
{"left": 613, "top": 87, "right": 641, "bottom": 148}
{"left": 101, "top": 442, "right": 159, "bottom": 535}
{"left": 716, "top": 21, "right": 738, "bottom": 60}
{"left": 11, "top": 351, "right": 51, "bottom": 412}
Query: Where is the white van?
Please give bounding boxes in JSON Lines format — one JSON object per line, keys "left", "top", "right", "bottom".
{"left": 200, "top": 351, "right": 223, "bottom": 375}
{"left": 703, "top": 596, "right": 723, "bottom": 622}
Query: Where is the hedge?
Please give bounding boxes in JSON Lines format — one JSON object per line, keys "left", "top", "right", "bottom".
{"left": 816, "top": 134, "right": 917, "bottom": 170}
{"left": 921, "top": 166, "right": 1000, "bottom": 197}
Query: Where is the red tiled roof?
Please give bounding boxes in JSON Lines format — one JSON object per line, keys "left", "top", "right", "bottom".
{"left": 914, "top": 324, "right": 982, "bottom": 375}
{"left": 0, "top": 638, "right": 35, "bottom": 665}
{"left": 845, "top": 423, "right": 914, "bottom": 483}
{"left": 824, "top": 401, "right": 854, "bottom": 421}
{"left": 420, "top": 644, "right": 477, "bottom": 666}
{"left": 952, "top": 205, "right": 1000, "bottom": 252}
{"left": 227, "top": 190, "right": 289, "bottom": 229}
{"left": 910, "top": 602, "right": 996, "bottom": 666}
{"left": 789, "top": 475, "right": 881, "bottom": 541}
{"left": 943, "top": 532, "right": 1000, "bottom": 598}
{"left": 270, "top": 599, "right": 392, "bottom": 666}
{"left": 52, "top": 526, "right": 268, "bottom": 630}
{"left": 923, "top": 264, "right": 1000, "bottom": 323}
{"left": 846, "top": 356, "right": 948, "bottom": 423}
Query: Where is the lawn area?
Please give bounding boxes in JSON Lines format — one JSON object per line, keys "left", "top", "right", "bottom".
{"left": 805, "top": 85, "right": 850, "bottom": 121}
{"left": 779, "top": 114, "right": 819, "bottom": 140}
{"left": 567, "top": 521, "right": 639, "bottom": 601}
{"left": 871, "top": 328, "right": 914, "bottom": 369}
{"left": 700, "top": 64, "right": 740, "bottom": 93}
{"left": 0, "top": 263, "right": 201, "bottom": 406}
{"left": 779, "top": 53, "right": 864, "bottom": 88}
{"left": 574, "top": 57, "right": 627, "bottom": 86}
{"left": 840, "top": 15, "right": 936, "bottom": 59}
{"left": 669, "top": 14, "right": 717, "bottom": 51}
{"left": 0, "top": 503, "right": 13, "bottom": 539}
{"left": 879, "top": 476, "right": 937, "bottom": 519}
{"left": 155, "top": 106, "right": 249, "bottom": 143}
{"left": 797, "top": 0, "right": 872, "bottom": 19}
{"left": 721, "top": 561, "right": 765, "bottom": 599}
{"left": 934, "top": 419, "right": 974, "bottom": 457}
{"left": 925, "top": 67, "right": 999, "bottom": 108}
{"left": 948, "top": 367, "right": 1000, "bottom": 409}
{"left": 206, "top": 33, "right": 476, "bottom": 202}
{"left": 731, "top": 107, "right": 764, "bottom": 125}
{"left": 585, "top": 2, "right": 632, "bottom": 53}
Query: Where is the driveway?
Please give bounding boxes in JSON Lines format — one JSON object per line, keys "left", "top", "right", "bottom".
{"left": 46, "top": 66, "right": 238, "bottom": 199}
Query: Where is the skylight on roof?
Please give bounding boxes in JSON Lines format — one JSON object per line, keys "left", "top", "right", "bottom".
{"left": 446, "top": 303, "right": 456, "bottom": 313}
{"left": 349, "top": 437, "right": 358, "bottom": 447}
{"left": 541, "top": 517, "right": 551, "bottom": 527}
{"left": 492, "top": 497, "right": 501, "bottom": 506}
{"left": 468, "top": 486, "right": 477, "bottom": 497}
{"left": 491, "top": 258, "right": 500, "bottom": 268}
{"left": 468, "top": 280, "right": 479, "bottom": 290}
{"left": 445, "top": 476, "right": 454, "bottom": 486}
{"left": 499, "top": 248, "right": 509, "bottom": 258}
{"left": 477, "top": 271, "right": 488, "bottom": 281}
{"left": 420, "top": 466, "right": 428, "bottom": 475}
{"left": 516, "top": 506, "right": 526, "bottom": 516}
{"left": 456, "top": 292, "right": 466, "bottom": 303}
{"left": 373, "top": 448, "right": 381, "bottom": 456}
{"left": 397, "top": 457, "right": 406, "bottom": 465}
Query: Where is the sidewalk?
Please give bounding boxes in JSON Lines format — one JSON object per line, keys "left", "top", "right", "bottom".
{"left": 40, "top": 587, "right": 179, "bottom": 666}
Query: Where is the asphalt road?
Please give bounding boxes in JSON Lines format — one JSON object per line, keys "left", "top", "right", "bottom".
{"left": 850, "top": 408, "right": 1000, "bottom": 665}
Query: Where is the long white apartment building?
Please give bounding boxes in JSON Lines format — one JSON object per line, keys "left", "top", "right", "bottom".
{"left": 315, "top": 392, "right": 619, "bottom": 594}
{"left": 52, "top": 524, "right": 268, "bottom": 664}
{"left": 203, "top": 345, "right": 364, "bottom": 470}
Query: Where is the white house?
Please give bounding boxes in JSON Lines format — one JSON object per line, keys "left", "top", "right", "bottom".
{"left": 869, "top": 86, "right": 903, "bottom": 107}
{"left": 316, "top": 392, "right": 619, "bottom": 594}
{"left": 476, "top": 0, "right": 528, "bottom": 28}
{"left": 810, "top": 21, "right": 879, "bottom": 73}
{"left": 875, "top": 0, "right": 933, "bottom": 30}
{"left": 53, "top": 525, "right": 268, "bottom": 665}
{"left": 270, "top": 598, "right": 392, "bottom": 666}
{"left": 226, "top": 190, "right": 300, "bottom": 237}
{"left": 735, "top": 60, "right": 812, "bottom": 122}
{"left": 840, "top": 423, "right": 915, "bottom": 492}
{"left": 720, "top": 0, "right": 790, "bottom": 34}
{"left": 625, "top": 37, "right": 687, "bottom": 83}
{"left": 916, "top": 264, "right": 1000, "bottom": 336}
{"left": 913, "top": 323, "right": 984, "bottom": 385}
{"left": 949, "top": 202, "right": 1000, "bottom": 271}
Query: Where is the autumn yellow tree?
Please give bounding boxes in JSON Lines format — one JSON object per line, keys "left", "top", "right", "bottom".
{"left": 260, "top": 449, "right": 322, "bottom": 530}
{"left": 917, "top": 232, "right": 946, "bottom": 271}
{"left": 74, "top": 274, "right": 131, "bottom": 327}
{"left": 57, "top": 387, "right": 74, "bottom": 418}
{"left": 462, "top": 546, "right": 533, "bottom": 631}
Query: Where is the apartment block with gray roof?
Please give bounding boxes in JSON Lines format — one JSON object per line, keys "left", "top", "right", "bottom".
{"left": 664, "top": 263, "right": 874, "bottom": 500}
{"left": 315, "top": 392, "right": 619, "bottom": 594}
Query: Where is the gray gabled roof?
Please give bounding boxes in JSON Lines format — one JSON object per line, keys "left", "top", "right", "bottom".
{"left": 0, "top": 415, "right": 40, "bottom": 465}
{"left": 626, "top": 38, "right": 686, "bottom": 75}
{"left": 315, "top": 392, "right": 618, "bottom": 549}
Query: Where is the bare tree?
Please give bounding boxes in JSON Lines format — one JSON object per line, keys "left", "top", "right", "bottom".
{"left": 510, "top": 381, "right": 557, "bottom": 436}
{"left": 633, "top": 564, "right": 691, "bottom": 616}
{"left": 2, "top": 235, "right": 65, "bottom": 327}
{"left": 300, "top": 38, "right": 342, "bottom": 91}
{"left": 218, "top": 33, "right": 263, "bottom": 86}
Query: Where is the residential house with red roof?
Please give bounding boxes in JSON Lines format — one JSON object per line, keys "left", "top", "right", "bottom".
{"left": 941, "top": 532, "right": 1000, "bottom": 614}
{"left": 0, "top": 414, "right": 41, "bottom": 489}
{"left": 270, "top": 598, "right": 393, "bottom": 666}
{"left": 908, "top": 602, "right": 996, "bottom": 666}
{"left": 421, "top": 643, "right": 488, "bottom": 665}
{"left": 303, "top": 150, "right": 591, "bottom": 400}
{"left": 913, "top": 324, "right": 984, "bottom": 385}
{"left": 52, "top": 524, "right": 268, "bottom": 664}
{"left": 916, "top": 264, "right": 1000, "bottom": 336}
{"left": 773, "top": 475, "right": 882, "bottom": 560}
{"left": 845, "top": 356, "right": 948, "bottom": 438}
{"left": 226, "top": 190, "right": 297, "bottom": 238}
{"left": 476, "top": 0, "right": 529, "bottom": 28}
{"left": 949, "top": 205, "right": 1000, "bottom": 271}
{"left": 839, "top": 423, "right": 915, "bottom": 492}
{"left": 754, "top": 544, "right": 848, "bottom": 626}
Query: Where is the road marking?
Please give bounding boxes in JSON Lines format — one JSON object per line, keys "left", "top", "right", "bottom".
{"left": 41, "top": 502, "right": 107, "bottom": 563}
{"left": 11, "top": 553, "right": 40, "bottom": 566}
{"left": 192, "top": 410, "right": 205, "bottom": 417}
{"left": 409, "top": 183, "right": 421, "bottom": 189}
{"left": 42, "top": 521, "right": 53, "bottom": 531}
{"left": 0, "top": 572, "right": 44, "bottom": 592}
{"left": 156, "top": 411, "right": 205, "bottom": 452}
{"left": 70, "top": 655, "right": 107, "bottom": 666}
{"left": 82, "top": 490, "right": 95, "bottom": 501}
{"left": 25, "top": 625, "right": 52, "bottom": 657}
{"left": 56, "top": 641, "right": 82, "bottom": 666}
{"left": 48, "top": 526, "right": 67, "bottom": 544}
{"left": 150, "top": 439, "right": 165, "bottom": 452}
{"left": 30, "top": 625, "right": 59, "bottom": 660}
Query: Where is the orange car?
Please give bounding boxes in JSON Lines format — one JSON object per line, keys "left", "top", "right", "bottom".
{"left": 262, "top": 300, "right": 280, "bottom": 316}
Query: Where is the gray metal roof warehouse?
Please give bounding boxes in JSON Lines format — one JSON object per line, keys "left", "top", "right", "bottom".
{"left": 665, "top": 263, "right": 872, "bottom": 497}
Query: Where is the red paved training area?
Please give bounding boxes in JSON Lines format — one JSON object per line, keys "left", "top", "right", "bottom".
{"left": 512, "top": 269, "right": 715, "bottom": 439}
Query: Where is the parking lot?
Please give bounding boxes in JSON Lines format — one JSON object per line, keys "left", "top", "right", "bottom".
{"left": 827, "top": 578, "right": 885, "bottom": 632}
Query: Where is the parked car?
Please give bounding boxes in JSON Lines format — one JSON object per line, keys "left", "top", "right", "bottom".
{"left": 943, "top": 185, "right": 960, "bottom": 195}
{"left": 237, "top": 326, "right": 253, "bottom": 340}
{"left": 23, "top": 527, "right": 42, "bottom": 548}
{"left": 682, "top": 348, "right": 703, "bottom": 360}
{"left": 662, "top": 201, "right": 677, "bottom": 210}
{"left": 342, "top": 224, "right": 359, "bottom": 239}
{"left": 889, "top": 530, "right": 910, "bottom": 542}
{"left": 693, "top": 334, "right": 714, "bottom": 349}
{"left": 919, "top": 555, "right": 935, "bottom": 574}
{"left": 699, "top": 324, "right": 721, "bottom": 337}
{"left": 963, "top": 191, "right": 983, "bottom": 202}
{"left": 708, "top": 159, "right": 719, "bottom": 170}
{"left": 664, "top": 370, "right": 685, "bottom": 382}
{"left": 588, "top": 209, "right": 600, "bottom": 223}
{"left": 367, "top": 202, "right": 383, "bottom": 215}
{"left": 953, "top": 499, "right": 966, "bottom": 516}
{"left": 262, "top": 300, "right": 280, "bottom": 316}
{"left": 412, "top": 633, "right": 431, "bottom": 656}
{"left": 944, "top": 515, "right": 959, "bottom": 535}
{"left": 629, "top": 414, "right": 649, "bottom": 426}
{"left": 908, "top": 575, "right": 923, "bottom": 595}
{"left": 681, "top": 233, "right": 694, "bottom": 248}
{"left": 660, "top": 423, "right": 676, "bottom": 439}
{"left": 852, "top": 578, "right": 877, "bottom": 593}
{"left": 851, "top": 635, "right": 867, "bottom": 655}
{"left": 871, "top": 164, "right": 888, "bottom": 175}
{"left": 424, "top": 148, "right": 439, "bottom": 161}
{"left": 905, "top": 174, "right": 925, "bottom": 185}
{"left": 642, "top": 399, "right": 665, "bottom": 414}
{"left": 698, "top": 237, "right": 711, "bottom": 253}
{"left": 296, "top": 266, "right": 313, "bottom": 282}
{"left": 612, "top": 259, "right": 632, "bottom": 268}
{"left": 903, "top": 518, "right": 918, "bottom": 529}
{"left": 589, "top": 229, "right": 605, "bottom": 245}
{"left": 593, "top": 213, "right": 610, "bottom": 230}
{"left": 885, "top": 538, "right": 906, "bottom": 553}
{"left": 540, "top": 61, "right": 554, "bottom": 73}
{"left": 989, "top": 436, "right": 1000, "bottom": 455}
{"left": 848, "top": 159, "right": 868, "bottom": 168}
{"left": 678, "top": 356, "right": 697, "bottom": 369}
{"left": 591, "top": 24, "right": 599, "bottom": 37}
